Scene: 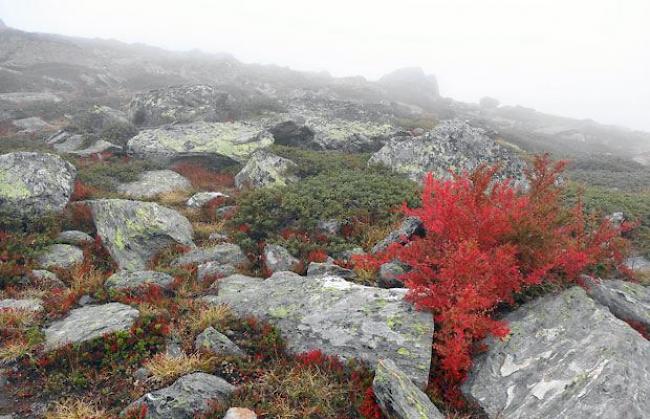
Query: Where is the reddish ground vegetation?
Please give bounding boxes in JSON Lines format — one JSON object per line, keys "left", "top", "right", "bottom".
{"left": 626, "top": 319, "right": 650, "bottom": 340}
{"left": 70, "top": 180, "right": 99, "bottom": 201}
{"left": 306, "top": 249, "right": 329, "bottom": 263}
{"left": 355, "top": 155, "right": 631, "bottom": 406}
{"left": 171, "top": 162, "right": 235, "bottom": 190}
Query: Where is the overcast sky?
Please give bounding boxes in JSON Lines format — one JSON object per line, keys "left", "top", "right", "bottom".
{"left": 1, "top": 0, "right": 648, "bottom": 131}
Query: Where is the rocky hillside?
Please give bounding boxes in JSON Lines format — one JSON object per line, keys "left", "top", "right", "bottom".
{"left": 0, "top": 22, "right": 649, "bottom": 419}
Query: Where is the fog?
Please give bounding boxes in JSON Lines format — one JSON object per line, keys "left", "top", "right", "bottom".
{"left": 1, "top": 0, "right": 648, "bottom": 131}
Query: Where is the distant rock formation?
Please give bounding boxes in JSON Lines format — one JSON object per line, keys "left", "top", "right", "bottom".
{"left": 379, "top": 67, "right": 440, "bottom": 110}
{"left": 0, "top": 19, "right": 8, "bottom": 31}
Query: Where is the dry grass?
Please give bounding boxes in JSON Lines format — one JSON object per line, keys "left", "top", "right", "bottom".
{"left": 192, "top": 221, "right": 226, "bottom": 241}
{"left": 144, "top": 352, "right": 216, "bottom": 383}
{"left": 0, "top": 339, "right": 32, "bottom": 363}
{"left": 45, "top": 398, "right": 107, "bottom": 419}
{"left": 157, "top": 190, "right": 192, "bottom": 207}
{"left": 188, "top": 304, "right": 233, "bottom": 332}
{"left": 69, "top": 265, "right": 106, "bottom": 296}
{"left": 0, "top": 308, "right": 38, "bottom": 330}
{"left": 352, "top": 267, "right": 377, "bottom": 285}
{"left": 636, "top": 270, "right": 650, "bottom": 286}
{"left": 360, "top": 223, "right": 393, "bottom": 252}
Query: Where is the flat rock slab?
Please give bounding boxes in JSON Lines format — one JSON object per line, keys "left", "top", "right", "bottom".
{"left": 234, "top": 149, "right": 299, "bottom": 189}
{"left": 585, "top": 278, "right": 650, "bottom": 332}
{"left": 0, "top": 152, "right": 76, "bottom": 220}
{"left": 88, "top": 199, "right": 194, "bottom": 271}
{"left": 306, "top": 261, "right": 356, "bottom": 280}
{"left": 263, "top": 244, "right": 300, "bottom": 274}
{"left": 462, "top": 287, "right": 650, "bottom": 419}
{"left": 0, "top": 298, "right": 43, "bottom": 312}
{"left": 37, "top": 244, "right": 84, "bottom": 270}
{"left": 172, "top": 244, "right": 248, "bottom": 268}
{"left": 186, "top": 191, "right": 229, "bottom": 208}
{"left": 104, "top": 271, "right": 175, "bottom": 292}
{"left": 117, "top": 170, "right": 191, "bottom": 199}
{"left": 127, "top": 121, "right": 273, "bottom": 163}
{"left": 205, "top": 272, "right": 434, "bottom": 388}
{"left": 43, "top": 303, "right": 139, "bottom": 351}
{"left": 195, "top": 326, "right": 245, "bottom": 356}
{"left": 56, "top": 230, "right": 93, "bottom": 246}
{"left": 374, "top": 358, "right": 443, "bottom": 419}
{"left": 123, "top": 372, "right": 235, "bottom": 419}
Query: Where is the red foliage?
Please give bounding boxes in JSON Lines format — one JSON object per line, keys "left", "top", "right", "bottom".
{"left": 358, "top": 388, "right": 383, "bottom": 419}
{"left": 172, "top": 162, "right": 235, "bottom": 190}
{"left": 355, "top": 155, "right": 630, "bottom": 406}
{"left": 307, "top": 249, "right": 328, "bottom": 263}
{"left": 70, "top": 180, "right": 98, "bottom": 201}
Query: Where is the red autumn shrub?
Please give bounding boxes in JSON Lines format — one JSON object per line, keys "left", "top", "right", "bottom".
{"left": 355, "top": 155, "right": 630, "bottom": 405}
{"left": 306, "top": 249, "right": 328, "bottom": 263}
{"left": 171, "top": 162, "right": 235, "bottom": 190}
{"left": 70, "top": 180, "right": 98, "bottom": 201}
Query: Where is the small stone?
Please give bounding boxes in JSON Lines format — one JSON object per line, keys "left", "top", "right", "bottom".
{"left": 306, "top": 262, "right": 356, "bottom": 280}
{"left": 78, "top": 295, "right": 95, "bottom": 306}
{"left": 316, "top": 219, "right": 342, "bottom": 236}
{"left": 264, "top": 244, "right": 300, "bottom": 274}
{"left": 117, "top": 170, "right": 191, "bottom": 199}
{"left": 373, "top": 358, "right": 444, "bottom": 419}
{"left": 208, "top": 232, "right": 229, "bottom": 242}
{"left": 216, "top": 205, "right": 237, "bottom": 218}
{"left": 43, "top": 303, "right": 139, "bottom": 351}
{"left": 104, "top": 270, "right": 175, "bottom": 293}
{"left": 26, "top": 270, "right": 65, "bottom": 289}
{"left": 197, "top": 262, "right": 237, "bottom": 283}
{"left": 0, "top": 298, "right": 43, "bottom": 312}
{"left": 584, "top": 277, "right": 650, "bottom": 332}
{"left": 377, "top": 262, "right": 407, "bottom": 288}
{"left": 223, "top": 407, "right": 257, "bottom": 419}
{"left": 133, "top": 367, "right": 151, "bottom": 382}
{"left": 122, "top": 372, "right": 235, "bottom": 419}
{"left": 372, "top": 217, "right": 424, "bottom": 254}
{"left": 165, "top": 334, "right": 184, "bottom": 357}
{"left": 172, "top": 244, "right": 248, "bottom": 268}
{"left": 56, "top": 230, "right": 93, "bottom": 246}
{"left": 194, "top": 326, "right": 245, "bottom": 356}
{"left": 37, "top": 244, "right": 84, "bottom": 270}
{"left": 186, "top": 191, "right": 229, "bottom": 208}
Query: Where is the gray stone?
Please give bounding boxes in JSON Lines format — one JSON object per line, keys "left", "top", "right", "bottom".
{"left": 216, "top": 205, "right": 237, "bottom": 218}
{"left": 207, "top": 232, "right": 229, "bottom": 242}
{"left": 127, "top": 121, "right": 273, "bottom": 164}
{"left": 263, "top": 244, "right": 300, "bottom": 273}
{"left": 194, "top": 326, "right": 245, "bottom": 356}
{"left": 462, "top": 287, "right": 650, "bottom": 419}
{"left": 0, "top": 298, "right": 43, "bottom": 312}
{"left": 117, "top": 170, "right": 191, "bottom": 199}
{"left": 186, "top": 191, "right": 229, "bottom": 208}
{"left": 104, "top": 271, "right": 175, "bottom": 292}
{"left": 316, "top": 219, "right": 342, "bottom": 236}
{"left": 37, "top": 244, "right": 84, "bottom": 270}
{"left": 128, "top": 85, "right": 239, "bottom": 127}
{"left": 197, "top": 262, "right": 237, "bottom": 283}
{"left": 205, "top": 272, "right": 434, "bottom": 388}
{"left": 378, "top": 262, "right": 407, "bottom": 289}
{"left": 372, "top": 217, "right": 424, "bottom": 254}
{"left": 234, "top": 149, "right": 299, "bottom": 189}
{"left": 78, "top": 294, "right": 95, "bottom": 306}
{"left": 306, "top": 261, "right": 355, "bottom": 280}
{"left": 585, "top": 277, "right": 650, "bottom": 332}
{"left": 335, "top": 247, "right": 366, "bottom": 262}
{"left": 88, "top": 199, "right": 195, "bottom": 271}
{"left": 373, "top": 358, "right": 444, "bottom": 419}
{"left": 625, "top": 255, "right": 650, "bottom": 275}
{"left": 165, "top": 334, "right": 184, "bottom": 357}
{"left": 368, "top": 120, "right": 526, "bottom": 183}
{"left": 12, "top": 116, "right": 53, "bottom": 133}
{"left": 172, "top": 244, "right": 247, "bottom": 268}
{"left": 123, "top": 372, "right": 235, "bottom": 419}
{"left": 0, "top": 152, "right": 76, "bottom": 220}
{"left": 133, "top": 367, "right": 151, "bottom": 382}
{"left": 69, "top": 139, "right": 121, "bottom": 157}
{"left": 47, "top": 130, "right": 85, "bottom": 152}
{"left": 56, "top": 230, "right": 93, "bottom": 246}
{"left": 72, "top": 105, "right": 131, "bottom": 132}
{"left": 223, "top": 407, "right": 257, "bottom": 419}
{"left": 43, "top": 303, "right": 139, "bottom": 351}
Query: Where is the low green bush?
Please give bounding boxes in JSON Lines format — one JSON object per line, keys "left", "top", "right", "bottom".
{"left": 270, "top": 144, "right": 370, "bottom": 177}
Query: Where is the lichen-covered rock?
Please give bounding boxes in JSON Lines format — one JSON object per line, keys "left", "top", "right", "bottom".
{"left": 128, "top": 85, "right": 238, "bottom": 126}
{"left": 127, "top": 121, "right": 274, "bottom": 164}
{"left": 104, "top": 271, "right": 175, "bottom": 292}
{"left": 186, "top": 191, "right": 229, "bottom": 208}
{"left": 194, "top": 326, "right": 245, "bottom": 356}
{"left": 172, "top": 244, "right": 248, "bottom": 268}
{"left": 234, "top": 149, "right": 298, "bottom": 189}
{"left": 306, "top": 261, "right": 356, "bottom": 280}
{"left": 72, "top": 105, "right": 131, "bottom": 132}
{"left": 462, "top": 287, "right": 650, "bottom": 418}
{"left": 205, "top": 272, "right": 434, "bottom": 388}
{"left": 263, "top": 244, "right": 300, "bottom": 274}
{"left": 12, "top": 116, "right": 53, "bottom": 133}
{"left": 584, "top": 277, "right": 650, "bottom": 332}
{"left": 123, "top": 372, "right": 235, "bottom": 419}
{"left": 0, "top": 298, "right": 43, "bottom": 312}
{"left": 372, "top": 217, "right": 424, "bottom": 254}
{"left": 117, "top": 170, "right": 191, "bottom": 199}
{"left": 197, "top": 262, "right": 237, "bottom": 282}
{"left": 0, "top": 152, "right": 76, "bottom": 219}
{"left": 47, "top": 130, "right": 122, "bottom": 156}
{"left": 88, "top": 199, "right": 194, "bottom": 271}
{"left": 309, "top": 117, "right": 394, "bottom": 153}
{"left": 43, "top": 303, "right": 139, "bottom": 351}
{"left": 368, "top": 120, "right": 526, "bottom": 183}
{"left": 37, "top": 244, "right": 84, "bottom": 270}
{"left": 373, "top": 358, "right": 444, "bottom": 419}
{"left": 56, "top": 230, "right": 93, "bottom": 246}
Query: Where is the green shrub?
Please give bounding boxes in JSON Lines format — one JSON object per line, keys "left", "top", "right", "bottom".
{"left": 74, "top": 156, "right": 164, "bottom": 192}
{"left": 270, "top": 144, "right": 370, "bottom": 177}
{"left": 230, "top": 168, "right": 419, "bottom": 256}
